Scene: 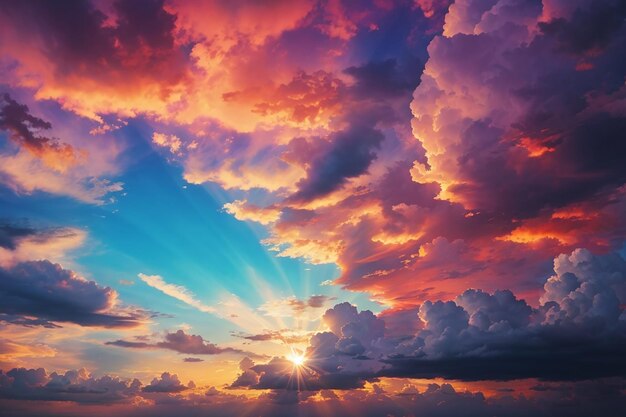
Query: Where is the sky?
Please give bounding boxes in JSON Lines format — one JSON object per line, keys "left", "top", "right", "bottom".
{"left": 0, "top": 0, "right": 625, "bottom": 416}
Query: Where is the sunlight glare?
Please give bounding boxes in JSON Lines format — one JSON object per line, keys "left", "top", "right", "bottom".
{"left": 287, "top": 349, "right": 307, "bottom": 367}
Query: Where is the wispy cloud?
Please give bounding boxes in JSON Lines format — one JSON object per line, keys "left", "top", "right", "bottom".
{"left": 137, "top": 273, "right": 215, "bottom": 314}
{"left": 137, "top": 273, "right": 276, "bottom": 333}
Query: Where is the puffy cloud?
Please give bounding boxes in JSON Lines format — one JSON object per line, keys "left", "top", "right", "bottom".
{"left": 143, "top": 372, "right": 190, "bottom": 393}
{"left": 0, "top": 367, "right": 142, "bottom": 403}
{"left": 0, "top": 0, "right": 187, "bottom": 121}
{"left": 0, "top": 260, "right": 143, "bottom": 328}
{"left": 540, "top": 248, "right": 626, "bottom": 323}
{"left": 0, "top": 369, "right": 625, "bottom": 416}
{"left": 152, "top": 132, "right": 183, "bottom": 155}
{"left": 456, "top": 289, "right": 533, "bottom": 330}
{"left": 232, "top": 249, "right": 626, "bottom": 388}
{"left": 411, "top": 0, "right": 626, "bottom": 217}
{"left": 221, "top": 0, "right": 626, "bottom": 311}
{"left": 323, "top": 302, "right": 384, "bottom": 345}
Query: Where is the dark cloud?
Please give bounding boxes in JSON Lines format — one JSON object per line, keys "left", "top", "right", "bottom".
{"left": 105, "top": 340, "right": 153, "bottom": 349}
{"left": 0, "top": 367, "right": 141, "bottom": 404}
{"left": 413, "top": 0, "right": 626, "bottom": 220}
{"left": 107, "top": 330, "right": 250, "bottom": 356}
{"left": 232, "top": 330, "right": 310, "bottom": 345}
{"left": 142, "top": 372, "right": 190, "bottom": 393}
{"left": 182, "top": 358, "right": 204, "bottom": 363}
{"left": 538, "top": 1, "right": 626, "bottom": 55}
{"left": 290, "top": 125, "right": 384, "bottom": 201}
{"left": 0, "top": 223, "right": 36, "bottom": 250}
{"left": 0, "top": 260, "right": 142, "bottom": 328}
{"left": 0, "top": 222, "right": 80, "bottom": 251}
{"left": 232, "top": 249, "right": 626, "bottom": 389}
{"left": 306, "top": 294, "right": 336, "bottom": 308}
{"left": 0, "top": 93, "right": 78, "bottom": 167}
{"left": 0, "top": 314, "right": 60, "bottom": 329}
{"left": 0, "top": 0, "right": 184, "bottom": 83}
{"left": 1, "top": 369, "right": 625, "bottom": 417}
{"left": 156, "top": 330, "right": 242, "bottom": 355}
{"left": 345, "top": 58, "right": 419, "bottom": 99}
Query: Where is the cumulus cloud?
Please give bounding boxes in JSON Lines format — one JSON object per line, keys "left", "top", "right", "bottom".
{"left": 152, "top": 132, "right": 183, "bottom": 155}
{"left": 143, "top": 372, "right": 190, "bottom": 393}
{"left": 0, "top": 367, "right": 142, "bottom": 403}
{"left": 215, "top": 0, "right": 626, "bottom": 311}
{"left": 1, "top": 368, "right": 625, "bottom": 416}
{"left": 231, "top": 249, "right": 626, "bottom": 389}
{"left": 0, "top": 260, "right": 143, "bottom": 328}
{"left": 0, "top": 0, "right": 187, "bottom": 121}
{"left": 411, "top": 0, "right": 626, "bottom": 216}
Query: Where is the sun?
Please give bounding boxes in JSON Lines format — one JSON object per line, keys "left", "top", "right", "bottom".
{"left": 287, "top": 349, "right": 307, "bottom": 367}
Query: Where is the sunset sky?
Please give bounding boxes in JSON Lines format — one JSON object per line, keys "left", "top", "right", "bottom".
{"left": 1, "top": 0, "right": 625, "bottom": 416}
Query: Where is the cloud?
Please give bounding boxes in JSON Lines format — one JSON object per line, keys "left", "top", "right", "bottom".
{"left": 0, "top": 93, "right": 81, "bottom": 172}
{"left": 258, "top": 295, "right": 337, "bottom": 317}
{"left": 0, "top": 222, "right": 86, "bottom": 268}
{"left": 156, "top": 330, "right": 243, "bottom": 355}
{"left": 213, "top": 0, "right": 626, "bottom": 312}
{"left": 411, "top": 0, "right": 626, "bottom": 216}
{"left": 138, "top": 273, "right": 215, "bottom": 314}
{"left": 0, "top": 223, "right": 39, "bottom": 250}
{"left": 0, "top": 367, "right": 142, "bottom": 404}
{"left": 143, "top": 372, "right": 190, "bottom": 393}
{"left": 231, "top": 249, "right": 626, "bottom": 389}
{"left": 0, "top": 0, "right": 187, "bottom": 122}
{"left": 106, "top": 329, "right": 248, "bottom": 356}
{"left": 231, "top": 329, "right": 312, "bottom": 345}
{"left": 0, "top": 260, "right": 143, "bottom": 328}
{"left": 152, "top": 132, "right": 183, "bottom": 155}
{"left": 289, "top": 125, "right": 385, "bottom": 202}
{"left": 0, "top": 94, "right": 123, "bottom": 204}
{"left": 0, "top": 339, "right": 56, "bottom": 361}
{"left": 0, "top": 368, "right": 625, "bottom": 416}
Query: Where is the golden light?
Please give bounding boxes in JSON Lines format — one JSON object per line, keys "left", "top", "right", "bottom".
{"left": 287, "top": 348, "right": 307, "bottom": 367}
